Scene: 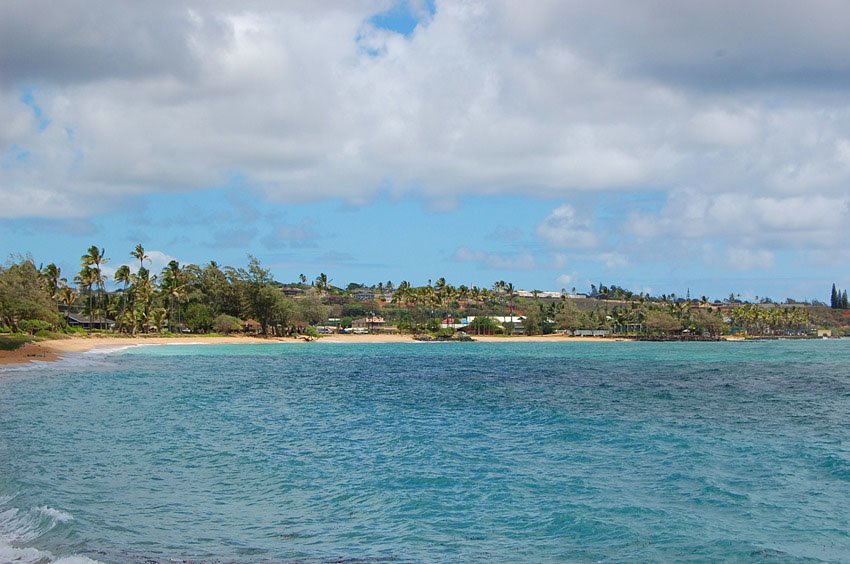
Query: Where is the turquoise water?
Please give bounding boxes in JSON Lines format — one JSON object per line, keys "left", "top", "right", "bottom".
{"left": 1, "top": 340, "right": 849, "bottom": 562}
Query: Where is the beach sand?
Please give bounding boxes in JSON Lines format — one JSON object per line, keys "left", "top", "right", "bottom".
{"left": 0, "top": 333, "right": 621, "bottom": 367}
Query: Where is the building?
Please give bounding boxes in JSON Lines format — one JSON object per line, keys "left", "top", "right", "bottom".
{"left": 242, "top": 319, "right": 262, "bottom": 334}
{"left": 351, "top": 316, "right": 386, "bottom": 331}
{"left": 66, "top": 313, "right": 115, "bottom": 330}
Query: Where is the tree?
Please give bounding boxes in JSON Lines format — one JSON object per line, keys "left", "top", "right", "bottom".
{"left": 296, "top": 293, "right": 329, "bottom": 327}
{"left": 160, "top": 260, "right": 186, "bottom": 332}
{"left": 0, "top": 257, "right": 61, "bottom": 331}
{"left": 644, "top": 310, "right": 682, "bottom": 336}
{"left": 184, "top": 303, "right": 214, "bottom": 333}
{"left": 114, "top": 265, "right": 132, "bottom": 329}
{"left": 690, "top": 309, "right": 724, "bottom": 336}
{"left": 832, "top": 283, "right": 838, "bottom": 309}
{"left": 75, "top": 265, "right": 96, "bottom": 332}
{"left": 41, "top": 263, "right": 64, "bottom": 302}
{"left": 81, "top": 245, "right": 108, "bottom": 329}
{"left": 315, "top": 272, "right": 330, "bottom": 295}
{"left": 214, "top": 314, "right": 241, "bottom": 334}
{"left": 248, "top": 285, "right": 279, "bottom": 334}
{"left": 131, "top": 244, "right": 148, "bottom": 271}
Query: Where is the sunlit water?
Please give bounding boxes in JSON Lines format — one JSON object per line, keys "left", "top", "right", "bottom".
{"left": 1, "top": 340, "right": 849, "bottom": 562}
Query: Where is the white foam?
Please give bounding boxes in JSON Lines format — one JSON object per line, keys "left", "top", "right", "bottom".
{"left": 37, "top": 507, "right": 73, "bottom": 523}
{"left": 82, "top": 341, "right": 215, "bottom": 355}
{"left": 55, "top": 556, "right": 101, "bottom": 564}
{"left": 0, "top": 543, "right": 49, "bottom": 563}
{"left": 0, "top": 498, "right": 99, "bottom": 564}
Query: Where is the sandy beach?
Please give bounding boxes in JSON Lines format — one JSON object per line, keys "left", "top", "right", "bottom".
{"left": 0, "top": 333, "right": 621, "bottom": 366}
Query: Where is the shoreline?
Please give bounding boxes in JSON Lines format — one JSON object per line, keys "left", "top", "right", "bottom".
{"left": 0, "top": 333, "right": 841, "bottom": 367}
{"left": 0, "top": 333, "right": 624, "bottom": 367}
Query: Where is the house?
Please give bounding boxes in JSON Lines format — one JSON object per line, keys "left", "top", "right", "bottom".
{"left": 817, "top": 329, "right": 833, "bottom": 337}
{"left": 242, "top": 319, "right": 262, "bottom": 334}
{"left": 280, "top": 286, "right": 306, "bottom": 297}
{"left": 351, "top": 316, "right": 386, "bottom": 331}
{"left": 572, "top": 329, "right": 611, "bottom": 337}
{"left": 516, "top": 290, "right": 564, "bottom": 299}
{"left": 463, "top": 315, "right": 526, "bottom": 334}
{"left": 66, "top": 313, "right": 115, "bottom": 330}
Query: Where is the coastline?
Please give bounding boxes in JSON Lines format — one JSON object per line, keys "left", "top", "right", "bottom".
{"left": 0, "top": 335, "right": 296, "bottom": 367}
{"left": 0, "top": 333, "right": 624, "bottom": 366}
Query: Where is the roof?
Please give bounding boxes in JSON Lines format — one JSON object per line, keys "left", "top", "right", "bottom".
{"left": 66, "top": 313, "right": 115, "bottom": 324}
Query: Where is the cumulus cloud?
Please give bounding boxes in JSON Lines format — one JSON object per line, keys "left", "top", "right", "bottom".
{"left": 536, "top": 205, "right": 598, "bottom": 249}
{"left": 556, "top": 273, "right": 575, "bottom": 286}
{"left": 103, "top": 249, "right": 179, "bottom": 284}
{"left": 3, "top": 0, "right": 850, "bottom": 278}
{"left": 625, "top": 190, "right": 850, "bottom": 248}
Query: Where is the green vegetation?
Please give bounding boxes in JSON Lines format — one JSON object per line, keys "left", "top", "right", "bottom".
{"left": 0, "top": 334, "right": 34, "bottom": 351}
{"left": 831, "top": 283, "right": 849, "bottom": 309}
{"left": 0, "top": 245, "right": 847, "bottom": 342}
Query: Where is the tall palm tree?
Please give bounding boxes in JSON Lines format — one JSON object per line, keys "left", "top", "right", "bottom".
{"left": 504, "top": 282, "right": 516, "bottom": 335}
{"left": 42, "top": 263, "right": 63, "bottom": 301}
{"left": 131, "top": 267, "right": 156, "bottom": 335}
{"left": 82, "top": 246, "right": 108, "bottom": 329}
{"left": 161, "top": 260, "right": 186, "bottom": 332}
{"left": 75, "top": 265, "right": 96, "bottom": 332}
{"left": 114, "top": 265, "right": 132, "bottom": 331}
{"left": 315, "top": 273, "right": 331, "bottom": 295}
{"left": 59, "top": 286, "right": 77, "bottom": 319}
{"left": 131, "top": 244, "right": 148, "bottom": 272}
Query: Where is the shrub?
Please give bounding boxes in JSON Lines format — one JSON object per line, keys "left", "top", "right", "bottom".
{"left": 184, "top": 303, "right": 214, "bottom": 333}
{"left": 214, "top": 314, "right": 242, "bottom": 334}
{"left": 18, "top": 319, "right": 53, "bottom": 335}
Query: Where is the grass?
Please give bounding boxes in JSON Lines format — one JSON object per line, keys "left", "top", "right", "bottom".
{"left": 0, "top": 334, "right": 35, "bottom": 351}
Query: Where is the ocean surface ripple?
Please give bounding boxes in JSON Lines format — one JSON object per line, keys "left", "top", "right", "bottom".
{"left": 1, "top": 340, "right": 849, "bottom": 562}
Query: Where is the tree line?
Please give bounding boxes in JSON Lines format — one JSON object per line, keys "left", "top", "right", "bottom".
{"left": 0, "top": 244, "right": 836, "bottom": 338}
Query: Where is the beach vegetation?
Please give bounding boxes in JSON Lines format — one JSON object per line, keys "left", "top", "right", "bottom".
{"left": 214, "top": 314, "right": 242, "bottom": 334}
{"left": 0, "top": 334, "right": 34, "bottom": 351}
{"left": 3, "top": 245, "right": 848, "bottom": 341}
{"left": 0, "top": 256, "right": 62, "bottom": 333}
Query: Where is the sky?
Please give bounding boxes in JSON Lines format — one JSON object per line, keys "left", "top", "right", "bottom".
{"left": 2, "top": 0, "right": 849, "bottom": 302}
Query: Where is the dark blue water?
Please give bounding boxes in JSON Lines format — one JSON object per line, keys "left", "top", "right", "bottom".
{"left": 1, "top": 340, "right": 849, "bottom": 562}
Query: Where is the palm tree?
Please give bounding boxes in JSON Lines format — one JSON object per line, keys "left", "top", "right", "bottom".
{"left": 131, "top": 244, "right": 148, "bottom": 272}
{"left": 58, "top": 286, "right": 77, "bottom": 321}
{"left": 82, "top": 246, "right": 108, "bottom": 329}
{"left": 315, "top": 273, "right": 331, "bottom": 295}
{"left": 149, "top": 307, "right": 168, "bottom": 333}
{"left": 114, "top": 265, "right": 132, "bottom": 331}
{"left": 161, "top": 260, "right": 186, "bottom": 332}
{"left": 75, "top": 265, "right": 96, "bottom": 332}
{"left": 131, "top": 266, "right": 156, "bottom": 335}
{"left": 504, "top": 282, "right": 516, "bottom": 334}
{"left": 42, "top": 263, "right": 64, "bottom": 301}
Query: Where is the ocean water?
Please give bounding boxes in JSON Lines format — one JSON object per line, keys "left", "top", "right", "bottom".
{"left": 1, "top": 340, "right": 849, "bottom": 563}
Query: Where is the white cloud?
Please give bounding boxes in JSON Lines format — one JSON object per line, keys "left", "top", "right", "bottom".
{"left": 556, "top": 273, "right": 574, "bottom": 286}
{"left": 625, "top": 191, "right": 850, "bottom": 248}
{"left": 536, "top": 205, "right": 598, "bottom": 249}
{"left": 100, "top": 249, "right": 178, "bottom": 287}
{"left": 2, "top": 0, "right": 850, "bottom": 247}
